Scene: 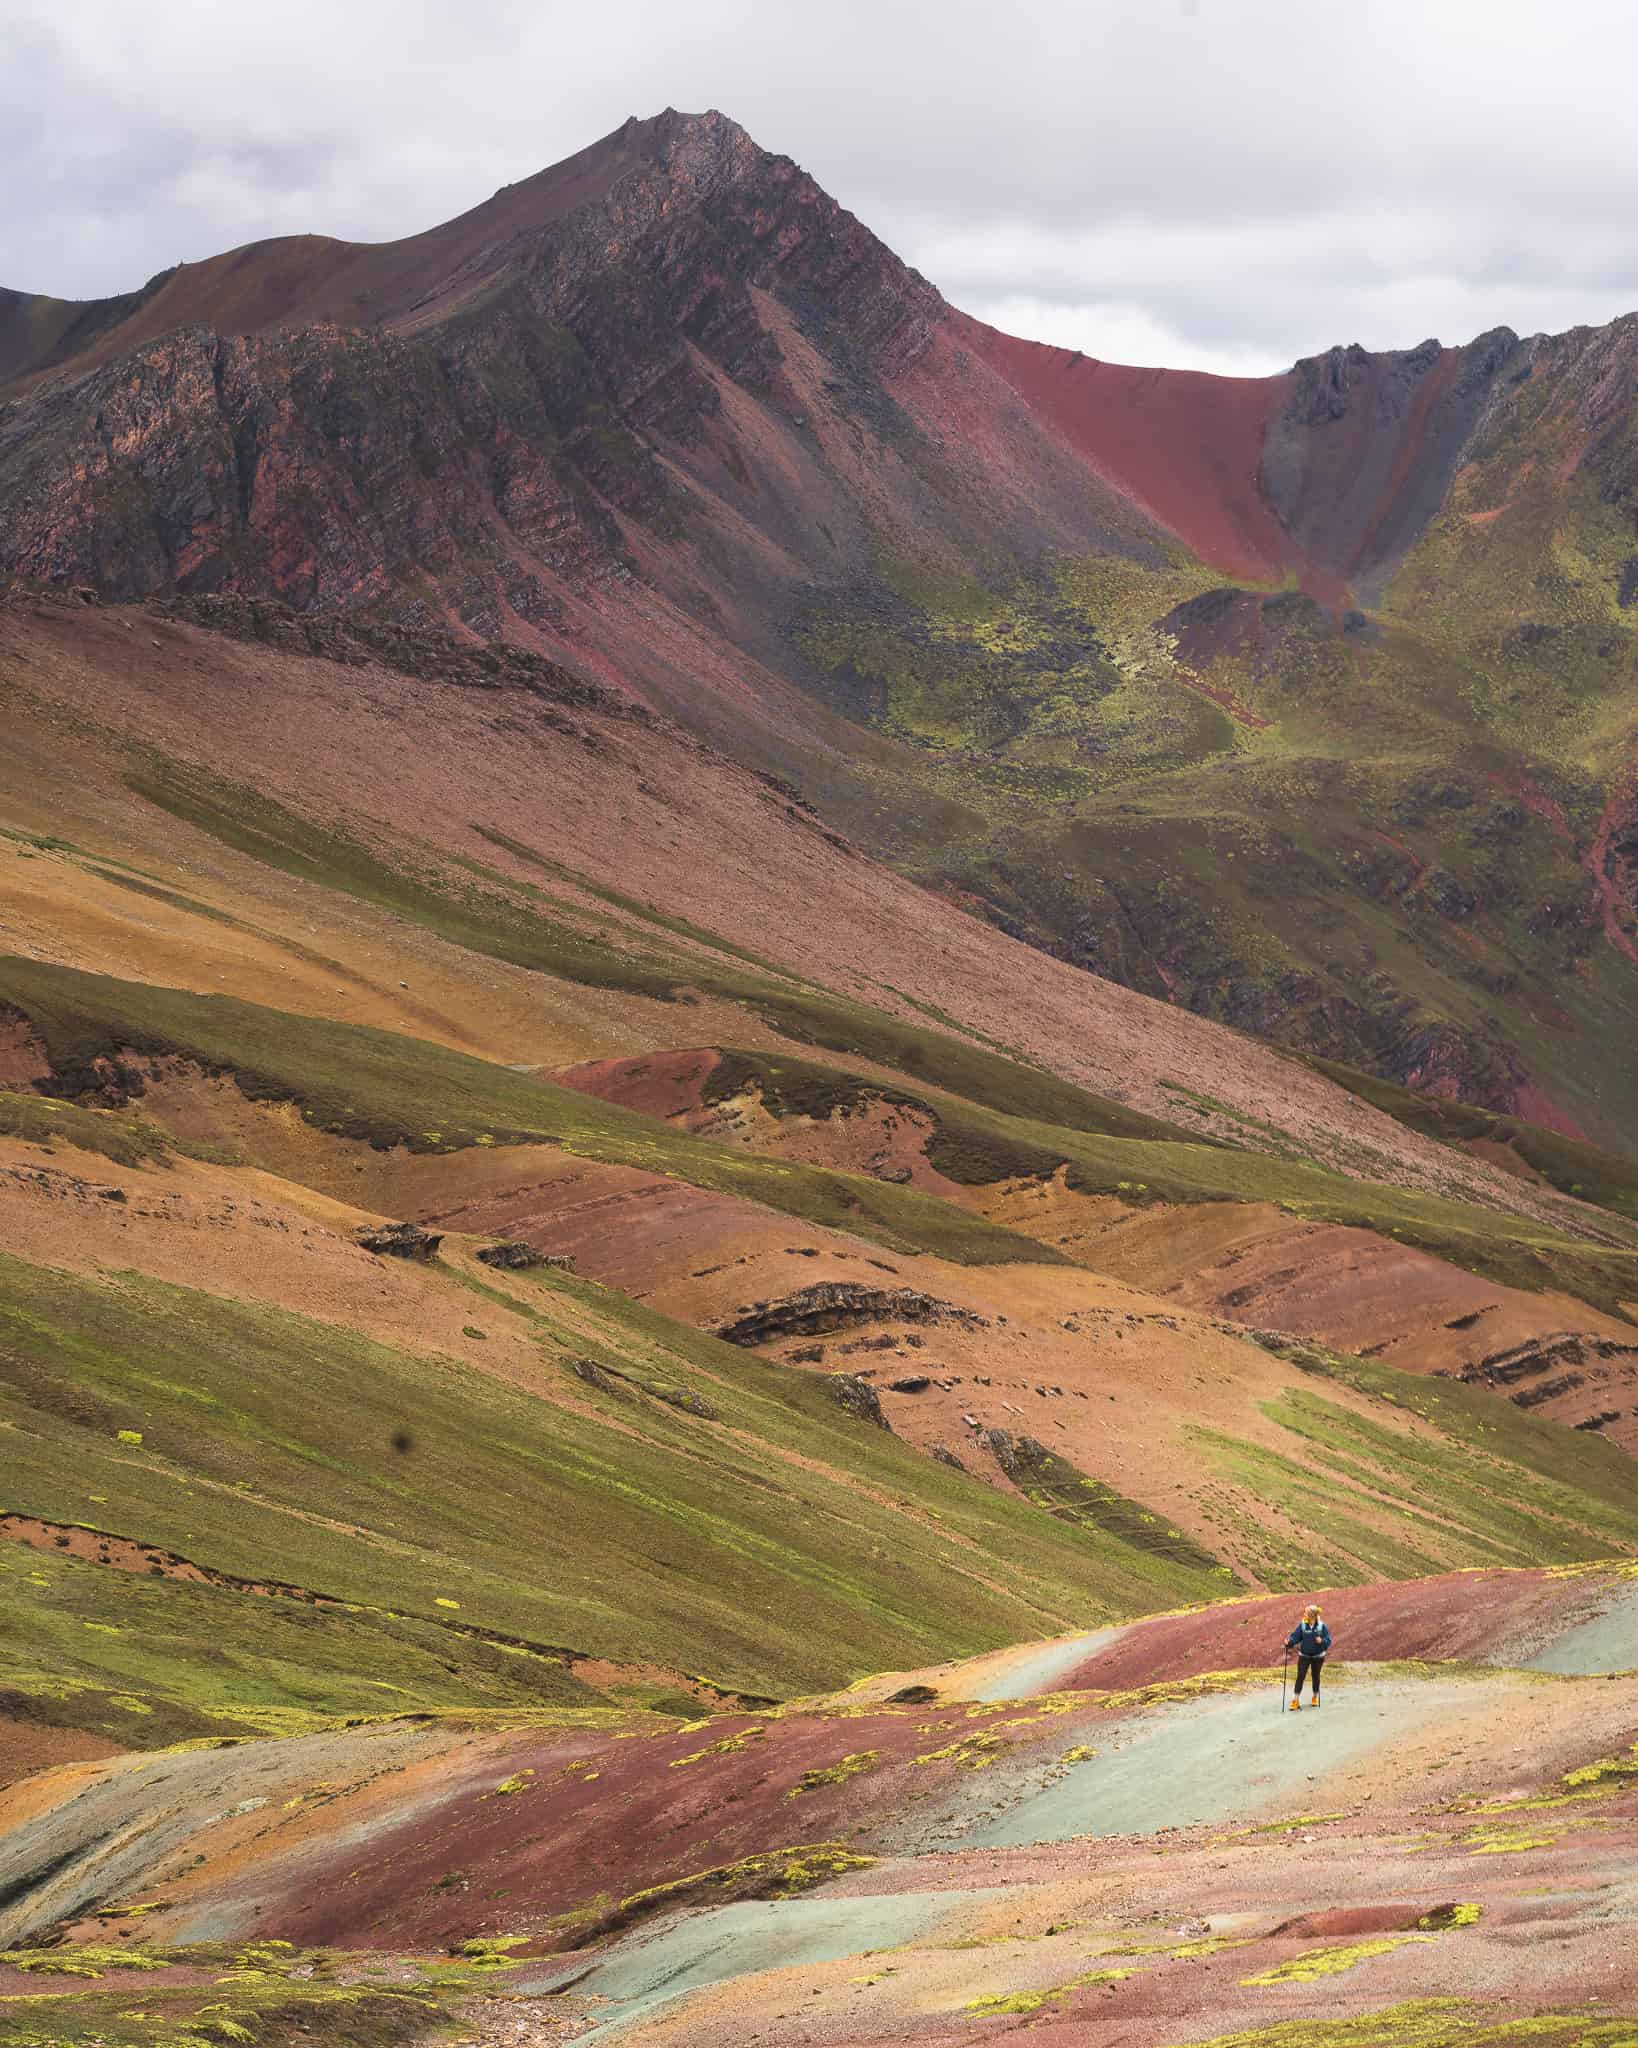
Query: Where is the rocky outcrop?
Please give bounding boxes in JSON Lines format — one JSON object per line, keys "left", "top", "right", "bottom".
{"left": 714, "top": 1284, "right": 987, "bottom": 1347}
{"left": 475, "top": 1241, "right": 576, "bottom": 1272}
{"left": 1261, "top": 326, "right": 1523, "bottom": 601}
{"left": 153, "top": 596, "right": 633, "bottom": 716}
{"left": 816, "top": 1373, "right": 892, "bottom": 1430}
{"left": 0, "top": 110, "right": 944, "bottom": 625}
{"left": 354, "top": 1221, "right": 443, "bottom": 1259}
{"left": 1454, "top": 1332, "right": 1638, "bottom": 1393}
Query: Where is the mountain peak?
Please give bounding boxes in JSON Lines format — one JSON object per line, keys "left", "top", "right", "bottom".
{"left": 0, "top": 107, "right": 779, "bottom": 393}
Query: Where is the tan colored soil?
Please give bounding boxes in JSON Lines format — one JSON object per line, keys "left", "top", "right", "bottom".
{"left": 977, "top": 1182, "right": 1638, "bottom": 1443}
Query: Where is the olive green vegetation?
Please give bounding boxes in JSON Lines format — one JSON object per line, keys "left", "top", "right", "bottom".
{"left": 984, "top": 1430, "right": 1232, "bottom": 1579}
{"left": 0, "top": 1939, "right": 499, "bottom": 2048}
{"left": 1186, "top": 1344, "right": 1638, "bottom": 1591}
{"left": 126, "top": 763, "right": 685, "bottom": 1002}
{"left": 0, "top": 954, "right": 1048, "bottom": 1268}
{"left": 1240, "top": 1935, "right": 1438, "bottom": 1985}
{"left": 797, "top": 525, "right": 1638, "bottom": 1153}
{"left": 0, "top": 1246, "right": 1221, "bottom": 1740}
{"left": 701, "top": 1044, "right": 1198, "bottom": 1172}
{"left": 1305, "top": 1053, "right": 1638, "bottom": 1227}
{"left": 470, "top": 822, "right": 793, "bottom": 980}
{"left": 601, "top": 1842, "right": 877, "bottom": 1937}
{"left": 70, "top": 742, "right": 1638, "bottom": 1263}
{"left": 9, "top": 947, "right": 1638, "bottom": 1320}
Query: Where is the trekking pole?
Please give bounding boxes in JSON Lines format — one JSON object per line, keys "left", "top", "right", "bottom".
{"left": 1279, "top": 1647, "right": 1289, "bottom": 1717}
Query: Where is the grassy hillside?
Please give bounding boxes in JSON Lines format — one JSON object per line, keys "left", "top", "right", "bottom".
{"left": 1192, "top": 1338, "right": 1638, "bottom": 1590}
{"left": 0, "top": 1247, "right": 1222, "bottom": 1745}
{"left": 8, "top": 952, "right": 1638, "bottom": 1319}
{"left": 0, "top": 955, "right": 1051, "bottom": 1268}
{"left": 1305, "top": 1053, "right": 1638, "bottom": 1226}
{"left": 126, "top": 760, "right": 1201, "bottom": 1147}
{"left": 697, "top": 1046, "right": 1638, "bottom": 1320}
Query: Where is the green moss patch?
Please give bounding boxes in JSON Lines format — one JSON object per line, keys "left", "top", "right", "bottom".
{"left": 0, "top": 1940, "right": 494, "bottom": 2047}
{"left": 0, "top": 1088, "right": 170, "bottom": 1168}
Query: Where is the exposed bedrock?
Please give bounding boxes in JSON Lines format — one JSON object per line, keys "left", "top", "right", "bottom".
{"left": 713, "top": 1283, "right": 988, "bottom": 1347}
{"left": 1261, "top": 326, "right": 1523, "bottom": 600}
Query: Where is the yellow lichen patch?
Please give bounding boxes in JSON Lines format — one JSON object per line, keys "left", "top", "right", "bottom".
{"left": 787, "top": 1749, "right": 883, "bottom": 1798}
{"left": 1108, "top": 1934, "right": 1251, "bottom": 1961}
{"left": 1463, "top": 1740, "right": 1638, "bottom": 1814}
{"left": 1163, "top": 2000, "right": 1467, "bottom": 2046}
{"left": 1016, "top": 1693, "right": 1091, "bottom": 1717}
{"left": 913, "top": 1731, "right": 1009, "bottom": 1769}
{"left": 1100, "top": 1670, "right": 1264, "bottom": 1712}
{"left": 966, "top": 1967, "right": 1135, "bottom": 2015}
{"left": 1563, "top": 1744, "right": 1638, "bottom": 1789}
{"left": 486, "top": 1770, "right": 535, "bottom": 1797}
{"left": 10, "top": 1946, "right": 169, "bottom": 1978}
{"left": 670, "top": 1726, "right": 767, "bottom": 1767}
{"left": 1060, "top": 1744, "right": 1098, "bottom": 1764}
{"left": 1162, "top": 1997, "right": 1638, "bottom": 2047}
{"left": 1463, "top": 1829, "right": 1556, "bottom": 1855}
{"left": 613, "top": 1843, "right": 876, "bottom": 1924}
{"left": 1417, "top": 1904, "right": 1481, "bottom": 1931}
{"left": 457, "top": 1937, "right": 530, "bottom": 1967}
{"left": 1240, "top": 1935, "right": 1437, "bottom": 1985}
{"left": 1460, "top": 1784, "right": 1615, "bottom": 1815}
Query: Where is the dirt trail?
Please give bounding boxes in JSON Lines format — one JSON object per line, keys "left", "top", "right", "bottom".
{"left": 480, "top": 1658, "right": 1638, "bottom": 2043}
{"left": 524, "top": 1572, "right": 1638, "bottom": 2034}
{"left": 889, "top": 1671, "right": 1487, "bottom": 1854}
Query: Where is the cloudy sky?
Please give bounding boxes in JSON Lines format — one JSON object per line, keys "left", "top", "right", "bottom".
{"left": 6, "top": 0, "right": 1636, "bottom": 376}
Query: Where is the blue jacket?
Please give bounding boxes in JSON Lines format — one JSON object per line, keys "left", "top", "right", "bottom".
{"left": 1286, "top": 1620, "right": 1331, "bottom": 1658}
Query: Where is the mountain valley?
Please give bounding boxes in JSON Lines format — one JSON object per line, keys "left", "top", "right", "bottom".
{"left": 2, "top": 103, "right": 1638, "bottom": 2048}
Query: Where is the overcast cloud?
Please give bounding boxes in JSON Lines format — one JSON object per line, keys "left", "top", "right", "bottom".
{"left": 4, "top": 0, "right": 1636, "bottom": 375}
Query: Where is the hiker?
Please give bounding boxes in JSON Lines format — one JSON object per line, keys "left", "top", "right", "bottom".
{"left": 1284, "top": 1604, "right": 1331, "bottom": 1709}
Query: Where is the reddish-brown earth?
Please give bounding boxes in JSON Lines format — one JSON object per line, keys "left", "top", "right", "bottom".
{"left": 947, "top": 316, "right": 1318, "bottom": 596}
{"left": 3, "top": 116, "right": 1638, "bottom": 2044}
{"left": 975, "top": 1187, "right": 1638, "bottom": 1443}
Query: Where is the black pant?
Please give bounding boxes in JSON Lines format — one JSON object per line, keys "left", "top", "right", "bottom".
{"left": 1294, "top": 1653, "right": 1324, "bottom": 1697}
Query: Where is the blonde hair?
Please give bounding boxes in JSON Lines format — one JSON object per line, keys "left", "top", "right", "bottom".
{"left": 1303, "top": 1604, "right": 1321, "bottom": 1620}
